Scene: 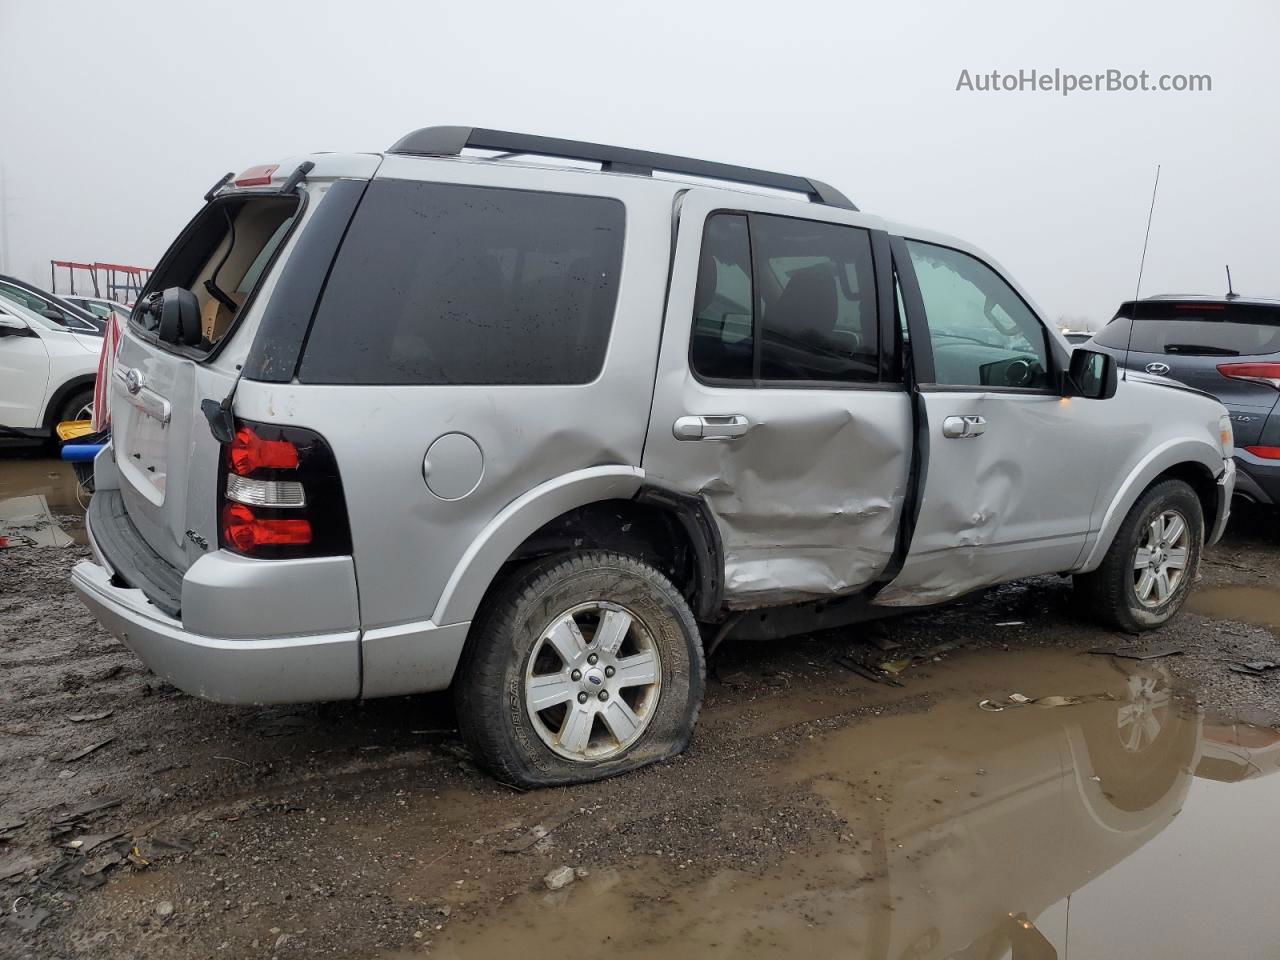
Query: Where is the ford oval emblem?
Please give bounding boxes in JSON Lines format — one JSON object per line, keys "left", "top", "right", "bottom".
{"left": 124, "top": 368, "right": 143, "bottom": 394}
{"left": 588, "top": 674, "right": 602, "bottom": 685}
{"left": 1145, "top": 362, "right": 1171, "bottom": 376}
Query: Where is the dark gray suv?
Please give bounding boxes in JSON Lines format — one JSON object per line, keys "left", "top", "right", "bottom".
{"left": 1093, "top": 297, "right": 1280, "bottom": 506}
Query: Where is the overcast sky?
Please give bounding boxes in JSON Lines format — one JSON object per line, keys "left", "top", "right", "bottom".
{"left": 1, "top": 0, "right": 1275, "bottom": 325}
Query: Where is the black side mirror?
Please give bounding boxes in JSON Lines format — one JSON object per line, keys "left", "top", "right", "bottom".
{"left": 41, "top": 307, "right": 65, "bottom": 323}
{"left": 1064, "top": 348, "right": 1117, "bottom": 400}
{"left": 157, "top": 288, "right": 202, "bottom": 346}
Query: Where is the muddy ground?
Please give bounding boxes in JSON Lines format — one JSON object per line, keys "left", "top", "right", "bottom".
{"left": 1, "top": 451, "right": 1279, "bottom": 959}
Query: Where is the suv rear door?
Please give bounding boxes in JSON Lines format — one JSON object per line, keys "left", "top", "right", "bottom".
{"left": 643, "top": 192, "right": 911, "bottom": 610}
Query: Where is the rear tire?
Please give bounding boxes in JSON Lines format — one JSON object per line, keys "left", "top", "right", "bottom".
{"left": 1074, "top": 479, "right": 1203, "bottom": 632}
{"left": 454, "top": 551, "right": 705, "bottom": 788}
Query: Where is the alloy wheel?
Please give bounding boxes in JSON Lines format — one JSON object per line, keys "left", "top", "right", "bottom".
{"left": 1132, "top": 510, "right": 1188, "bottom": 607}
{"left": 524, "top": 601, "right": 662, "bottom": 761}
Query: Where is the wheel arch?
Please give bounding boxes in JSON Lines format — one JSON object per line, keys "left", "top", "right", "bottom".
{"left": 1079, "top": 438, "right": 1223, "bottom": 573}
{"left": 42, "top": 373, "right": 96, "bottom": 428}
{"left": 432, "top": 470, "right": 724, "bottom": 629}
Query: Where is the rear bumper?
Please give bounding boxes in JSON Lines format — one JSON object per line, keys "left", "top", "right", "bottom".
{"left": 72, "top": 560, "right": 361, "bottom": 705}
{"left": 1233, "top": 451, "right": 1279, "bottom": 506}
{"left": 1210, "top": 458, "right": 1236, "bottom": 546}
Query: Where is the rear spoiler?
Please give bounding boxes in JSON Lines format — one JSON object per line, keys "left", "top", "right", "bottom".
{"left": 204, "top": 161, "right": 315, "bottom": 203}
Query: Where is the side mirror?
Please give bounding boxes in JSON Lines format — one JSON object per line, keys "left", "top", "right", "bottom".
{"left": 41, "top": 307, "right": 65, "bottom": 323}
{"left": 1064, "top": 348, "right": 1117, "bottom": 400}
{"left": 0, "top": 313, "right": 31, "bottom": 337}
{"left": 157, "top": 287, "right": 202, "bottom": 346}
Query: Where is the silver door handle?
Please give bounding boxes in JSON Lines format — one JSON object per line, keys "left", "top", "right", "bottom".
{"left": 673, "top": 415, "right": 752, "bottom": 441}
{"left": 942, "top": 415, "right": 986, "bottom": 439}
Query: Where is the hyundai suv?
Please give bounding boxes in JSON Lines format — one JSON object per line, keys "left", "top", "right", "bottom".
{"left": 72, "top": 127, "right": 1235, "bottom": 787}
{"left": 1092, "top": 296, "right": 1280, "bottom": 507}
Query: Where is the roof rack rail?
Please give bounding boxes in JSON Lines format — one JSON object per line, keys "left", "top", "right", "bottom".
{"left": 387, "top": 126, "right": 857, "bottom": 211}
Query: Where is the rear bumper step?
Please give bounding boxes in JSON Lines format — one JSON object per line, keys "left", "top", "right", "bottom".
{"left": 87, "top": 490, "right": 183, "bottom": 616}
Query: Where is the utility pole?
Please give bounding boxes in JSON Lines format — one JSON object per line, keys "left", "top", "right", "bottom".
{"left": 0, "top": 163, "right": 9, "bottom": 275}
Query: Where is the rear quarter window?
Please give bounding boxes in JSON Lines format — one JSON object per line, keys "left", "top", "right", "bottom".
{"left": 298, "top": 180, "right": 626, "bottom": 385}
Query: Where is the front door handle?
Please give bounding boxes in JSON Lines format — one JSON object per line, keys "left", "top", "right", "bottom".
{"left": 942, "top": 415, "right": 986, "bottom": 439}
{"left": 673, "top": 415, "right": 752, "bottom": 441}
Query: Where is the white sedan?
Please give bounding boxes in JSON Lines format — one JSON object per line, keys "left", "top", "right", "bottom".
{"left": 0, "top": 297, "right": 101, "bottom": 435}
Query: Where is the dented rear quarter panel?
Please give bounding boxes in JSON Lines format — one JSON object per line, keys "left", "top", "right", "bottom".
{"left": 233, "top": 158, "right": 683, "bottom": 633}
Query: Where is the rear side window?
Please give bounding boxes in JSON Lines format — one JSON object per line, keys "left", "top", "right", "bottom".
{"left": 299, "top": 181, "right": 625, "bottom": 385}
{"left": 691, "top": 214, "right": 754, "bottom": 380}
{"left": 690, "top": 212, "right": 880, "bottom": 385}
{"left": 754, "top": 215, "right": 878, "bottom": 383}
{"left": 1094, "top": 302, "right": 1280, "bottom": 356}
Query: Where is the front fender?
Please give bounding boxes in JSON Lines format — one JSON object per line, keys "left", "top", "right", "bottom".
{"left": 1077, "top": 437, "right": 1225, "bottom": 573}
{"left": 431, "top": 465, "right": 645, "bottom": 626}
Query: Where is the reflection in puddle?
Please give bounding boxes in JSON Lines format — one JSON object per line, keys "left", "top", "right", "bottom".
{"left": 431, "top": 653, "right": 1280, "bottom": 960}
{"left": 1188, "top": 585, "right": 1280, "bottom": 632}
{"left": 0, "top": 456, "right": 87, "bottom": 546}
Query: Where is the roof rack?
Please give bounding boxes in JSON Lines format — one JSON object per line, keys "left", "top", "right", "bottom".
{"left": 387, "top": 126, "right": 857, "bottom": 211}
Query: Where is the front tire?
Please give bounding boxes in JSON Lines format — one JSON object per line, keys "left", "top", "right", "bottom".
{"left": 454, "top": 551, "right": 705, "bottom": 788}
{"left": 58, "top": 388, "right": 94, "bottom": 425}
{"left": 1075, "top": 479, "right": 1203, "bottom": 632}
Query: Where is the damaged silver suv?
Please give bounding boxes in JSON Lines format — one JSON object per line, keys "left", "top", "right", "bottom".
{"left": 73, "top": 127, "right": 1235, "bottom": 787}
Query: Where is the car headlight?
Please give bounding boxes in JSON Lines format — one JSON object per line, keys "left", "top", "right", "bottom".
{"left": 1219, "top": 414, "right": 1234, "bottom": 456}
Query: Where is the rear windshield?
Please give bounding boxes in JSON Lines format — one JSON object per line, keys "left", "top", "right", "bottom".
{"left": 297, "top": 180, "right": 625, "bottom": 385}
{"left": 136, "top": 195, "right": 299, "bottom": 353}
{"left": 1094, "top": 301, "right": 1280, "bottom": 356}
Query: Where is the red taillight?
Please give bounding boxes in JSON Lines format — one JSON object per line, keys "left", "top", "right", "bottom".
{"left": 230, "top": 425, "right": 299, "bottom": 475}
{"left": 221, "top": 503, "right": 312, "bottom": 551}
{"left": 1217, "top": 363, "right": 1280, "bottom": 389}
{"left": 1245, "top": 446, "right": 1280, "bottom": 460}
{"left": 234, "top": 164, "right": 279, "bottom": 188}
{"left": 217, "top": 418, "right": 351, "bottom": 559}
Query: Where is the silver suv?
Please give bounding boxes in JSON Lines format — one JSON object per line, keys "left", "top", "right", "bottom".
{"left": 73, "top": 127, "right": 1236, "bottom": 787}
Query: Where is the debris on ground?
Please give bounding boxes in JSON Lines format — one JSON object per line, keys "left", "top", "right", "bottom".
{"left": 835, "top": 655, "right": 904, "bottom": 687}
{"left": 1229, "top": 660, "right": 1280, "bottom": 677}
{"left": 543, "top": 865, "right": 576, "bottom": 891}
{"left": 979, "top": 692, "right": 1117, "bottom": 712}
{"left": 498, "top": 807, "right": 580, "bottom": 854}
{"left": 1087, "top": 643, "right": 1184, "bottom": 660}
{"left": 62, "top": 737, "right": 115, "bottom": 762}
{"left": 67, "top": 710, "right": 113, "bottom": 723}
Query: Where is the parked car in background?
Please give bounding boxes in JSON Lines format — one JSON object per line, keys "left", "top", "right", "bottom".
{"left": 1092, "top": 296, "right": 1280, "bottom": 507}
{"left": 0, "top": 274, "right": 104, "bottom": 335}
{"left": 62, "top": 294, "right": 132, "bottom": 322}
{"left": 72, "top": 128, "right": 1234, "bottom": 788}
{"left": 0, "top": 297, "right": 100, "bottom": 435}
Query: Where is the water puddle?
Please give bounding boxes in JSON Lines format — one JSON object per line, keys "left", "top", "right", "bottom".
{"left": 0, "top": 455, "right": 87, "bottom": 546}
{"left": 426, "top": 652, "right": 1280, "bottom": 959}
{"left": 1188, "top": 584, "right": 1280, "bottom": 632}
